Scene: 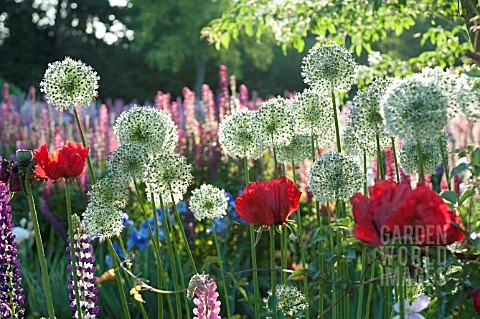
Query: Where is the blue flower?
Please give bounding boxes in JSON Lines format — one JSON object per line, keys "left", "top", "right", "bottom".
{"left": 176, "top": 201, "right": 188, "bottom": 214}
{"left": 206, "top": 218, "right": 228, "bottom": 234}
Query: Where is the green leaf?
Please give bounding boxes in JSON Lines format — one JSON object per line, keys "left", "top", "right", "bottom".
{"left": 255, "top": 227, "right": 264, "bottom": 247}
{"left": 287, "top": 268, "right": 312, "bottom": 280}
{"left": 450, "top": 163, "right": 469, "bottom": 179}
{"left": 459, "top": 187, "right": 475, "bottom": 205}
{"left": 472, "top": 148, "right": 480, "bottom": 165}
{"left": 310, "top": 227, "right": 326, "bottom": 243}
{"left": 205, "top": 256, "right": 222, "bottom": 264}
{"left": 441, "top": 191, "right": 458, "bottom": 204}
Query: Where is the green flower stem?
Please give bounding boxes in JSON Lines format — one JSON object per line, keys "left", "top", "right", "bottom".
{"left": 376, "top": 133, "right": 385, "bottom": 180}
{"left": 212, "top": 222, "right": 232, "bottom": 319}
{"left": 398, "top": 257, "right": 405, "bottom": 319}
{"left": 73, "top": 107, "right": 96, "bottom": 183}
{"left": 311, "top": 133, "right": 324, "bottom": 316}
{"left": 24, "top": 175, "right": 56, "bottom": 319}
{"left": 133, "top": 181, "right": 170, "bottom": 318}
{"left": 156, "top": 195, "right": 183, "bottom": 318}
{"left": 356, "top": 252, "right": 365, "bottom": 319}
{"left": 291, "top": 160, "right": 309, "bottom": 319}
{"left": 65, "top": 180, "right": 83, "bottom": 319}
{"left": 269, "top": 226, "right": 277, "bottom": 316}
{"left": 327, "top": 204, "right": 336, "bottom": 319}
{"left": 415, "top": 141, "right": 425, "bottom": 181}
{"left": 364, "top": 250, "right": 376, "bottom": 319}
{"left": 107, "top": 238, "right": 131, "bottom": 319}
{"left": 271, "top": 143, "right": 287, "bottom": 286}
{"left": 391, "top": 138, "right": 401, "bottom": 183}
{"left": 244, "top": 157, "right": 260, "bottom": 319}
{"left": 161, "top": 200, "right": 192, "bottom": 319}
{"left": 363, "top": 152, "right": 368, "bottom": 195}
{"left": 439, "top": 136, "right": 451, "bottom": 190}
{"left": 383, "top": 246, "right": 390, "bottom": 318}
{"left": 331, "top": 90, "right": 342, "bottom": 152}
{"left": 168, "top": 183, "right": 197, "bottom": 274}
{"left": 115, "top": 237, "right": 149, "bottom": 319}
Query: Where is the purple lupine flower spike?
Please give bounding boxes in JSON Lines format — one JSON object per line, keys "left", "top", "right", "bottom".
{"left": 188, "top": 272, "right": 221, "bottom": 319}
{"left": 0, "top": 182, "right": 25, "bottom": 318}
{"left": 67, "top": 215, "right": 99, "bottom": 318}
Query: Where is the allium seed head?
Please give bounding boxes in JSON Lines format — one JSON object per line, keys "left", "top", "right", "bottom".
{"left": 309, "top": 152, "right": 363, "bottom": 203}
{"left": 276, "top": 134, "right": 311, "bottom": 164}
{"left": 40, "top": 57, "right": 99, "bottom": 110}
{"left": 302, "top": 43, "right": 357, "bottom": 94}
{"left": 253, "top": 97, "right": 294, "bottom": 147}
{"left": 263, "top": 284, "right": 307, "bottom": 318}
{"left": 107, "top": 143, "right": 149, "bottom": 185}
{"left": 381, "top": 74, "right": 449, "bottom": 142}
{"left": 189, "top": 184, "right": 228, "bottom": 221}
{"left": 144, "top": 154, "right": 193, "bottom": 205}
{"left": 114, "top": 105, "right": 178, "bottom": 156}
{"left": 218, "top": 108, "right": 268, "bottom": 159}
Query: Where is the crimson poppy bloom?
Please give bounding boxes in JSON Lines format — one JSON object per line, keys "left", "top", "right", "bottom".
{"left": 33, "top": 141, "right": 89, "bottom": 180}
{"left": 234, "top": 176, "right": 301, "bottom": 226}
{"left": 472, "top": 288, "right": 480, "bottom": 316}
{"left": 351, "top": 180, "right": 464, "bottom": 246}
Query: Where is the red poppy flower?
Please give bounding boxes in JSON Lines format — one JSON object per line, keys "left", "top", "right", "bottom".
{"left": 234, "top": 176, "right": 301, "bottom": 226}
{"left": 472, "top": 288, "right": 480, "bottom": 316}
{"left": 351, "top": 180, "right": 464, "bottom": 246}
{"left": 33, "top": 141, "right": 89, "bottom": 180}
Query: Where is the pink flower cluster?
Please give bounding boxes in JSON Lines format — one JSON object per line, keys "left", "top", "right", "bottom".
{"left": 187, "top": 273, "right": 221, "bottom": 319}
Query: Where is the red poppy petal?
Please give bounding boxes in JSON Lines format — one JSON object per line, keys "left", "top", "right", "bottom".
{"left": 351, "top": 192, "right": 382, "bottom": 246}
{"left": 370, "top": 180, "right": 412, "bottom": 226}
{"left": 385, "top": 185, "right": 451, "bottom": 245}
{"left": 32, "top": 144, "right": 50, "bottom": 179}
{"left": 445, "top": 210, "right": 464, "bottom": 244}
{"left": 235, "top": 189, "right": 275, "bottom": 226}
{"left": 472, "top": 288, "right": 480, "bottom": 316}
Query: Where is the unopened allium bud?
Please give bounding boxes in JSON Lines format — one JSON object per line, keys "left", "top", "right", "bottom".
{"left": 301, "top": 43, "right": 357, "bottom": 94}
{"left": 309, "top": 152, "right": 363, "bottom": 203}
{"left": 67, "top": 216, "right": 99, "bottom": 318}
{"left": 40, "top": 57, "right": 99, "bottom": 110}
{"left": 218, "top": 109, "right": 267, "bottom": 159}
{"left": 263, "top": 284, "right": 306, "bottom": 319}
{"left": 382, "top": 74, "right": 449, "bottom": 142}
{"left": 144, "top": 154, "right": 193, "bottom": 205}
{"left": 189, "top": 185, "right": 228, "bottom": 221}
{"left": 114, "top": 105, "right": 178, "bottom": 156}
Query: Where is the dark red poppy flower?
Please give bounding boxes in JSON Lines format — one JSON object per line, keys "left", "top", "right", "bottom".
{"left": 351, "top": 180, "right": 464, "bottom": 246}
{"left": 33, "top": 141, "right": 89, "bottom": 180}
{"left": 472, "top": 288, "right": 480, "bottom": 316}
{"left": 234, "top": 176, "right": 301, "bottom": 226}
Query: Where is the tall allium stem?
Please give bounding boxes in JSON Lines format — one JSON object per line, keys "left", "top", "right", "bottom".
{"left": 73, "top": 108, "right": 95, "bottom": 183}
{"left": 439, "top": 136, "right": 451, "bottom": 190}
{"left": 157, "top": 195, "right": 183, "bottom": 318}
{"left": 168, "top": 183, "right": 197, "bottom": 274}
{"left": 376, "top": 133, "right": 385, "bottom": 180}
{"left": 331, "top": 90, "right": 342, "bottom": 153}
{"left": 244, "top": 157, "right": 260, "bottom": 319}
{"left": 160, "top": 196, "right": 192, "bottom": 319}
{"left": 106, "top": 238, "right": 131, "bottom": 319}
{"left": 269, "top": 226, "right": 277, "bottom": 316}
{"left": 65, "top": 180, "right": 83, "bottom": 319}
{"left": 311, "top": 133, "right": 324, "bottom": 315}
{"left": 291, "top": 161, "right": 309, "bottom": 319}
{"left": 415, "top": 142, "right": 425, "bottom": 181}
{"left": 391, "top": 138, "right": 401, "bottom": 183}
{"left": 24, "top": 173, "right": 56, "bottom": 318}
{"left": 363, "top": 152, "right": 368, "bottom": 195}
{"left": 364, "top": 250, "right": 376, "bottom": 319}
{"left": 133, "top": 181, "right": 172, "bottom": 318}
{"left": 212, "top": 223, "right": 231, "bottom": 319}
